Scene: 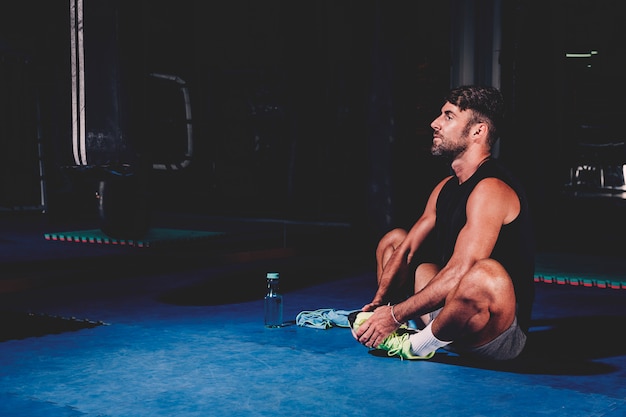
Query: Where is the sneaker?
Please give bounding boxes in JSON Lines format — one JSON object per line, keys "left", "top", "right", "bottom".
{"left": 348, "top": 311, "right": 435, "bottom": 360}
{"left": 348, "top": 310, "right": 371, "bottom": 338}
{"left": 348, "top": 311, "right": 408, "bottom": 336}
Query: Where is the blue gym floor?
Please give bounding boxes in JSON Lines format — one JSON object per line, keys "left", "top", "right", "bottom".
{"left": 1, "top": 212, "right": 625, "bottom": 417}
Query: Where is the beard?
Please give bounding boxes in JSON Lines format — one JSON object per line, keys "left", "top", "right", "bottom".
{"left": 431, "top": 137, "right": 467, "bottom": 159}
{"left": 431, "top": 121, "right": 472, "bottom": 158}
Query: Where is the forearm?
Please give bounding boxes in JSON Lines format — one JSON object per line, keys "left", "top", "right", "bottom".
{"left": 392, "top": 261, "right": 467, "bottom": 322}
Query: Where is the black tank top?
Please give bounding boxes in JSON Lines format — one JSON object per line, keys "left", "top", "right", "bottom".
{"left": 435, "top": 158, "right": 535, "bottom": 331}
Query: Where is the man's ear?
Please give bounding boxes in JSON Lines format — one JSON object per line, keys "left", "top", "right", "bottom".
{"left": 472, "top": 122, "right": 489, "bottom": 141}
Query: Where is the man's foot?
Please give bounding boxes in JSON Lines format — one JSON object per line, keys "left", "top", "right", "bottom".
{"left": 348, "top": 311, "right": 435, "bottom": 360}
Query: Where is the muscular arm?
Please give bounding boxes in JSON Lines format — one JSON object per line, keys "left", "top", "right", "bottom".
{"left": 399, "top": 178, "right": 519, "bottom": 318}
{"left": 364, "top": 177, "right": 450, "bottom": 310}
{"left": 356, "top": 177, "right": 521, "bottom": 347}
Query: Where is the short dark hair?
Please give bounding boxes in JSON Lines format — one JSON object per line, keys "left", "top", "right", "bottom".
{"left": 445, "top": 85, "right": 504, "bottom": 146}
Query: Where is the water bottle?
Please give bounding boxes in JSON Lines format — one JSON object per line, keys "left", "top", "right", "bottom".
{"left": 264, "top": 272, "right": 283, "bottom": 328}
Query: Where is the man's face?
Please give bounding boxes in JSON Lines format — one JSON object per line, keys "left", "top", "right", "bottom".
{"left": 429, "top": 102, "right": 473, "bottom": 158}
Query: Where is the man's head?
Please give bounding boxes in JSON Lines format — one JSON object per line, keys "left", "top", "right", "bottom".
{"left": 444, "top": 85, "right": 504, "bottom": 148}
{"left": 430, "top": 85, "right": 505, "bottom": 159}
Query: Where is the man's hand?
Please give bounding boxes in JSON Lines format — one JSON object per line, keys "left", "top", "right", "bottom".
{"left": 354, "top": 305, "right": 400, "bottom": 348}
{"left": 361, "top": 300, "right": 381, "bottom": 312}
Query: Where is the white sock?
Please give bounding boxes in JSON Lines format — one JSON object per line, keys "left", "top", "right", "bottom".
{"left": 409, "top": 321, "right": 452, "bottom": 357}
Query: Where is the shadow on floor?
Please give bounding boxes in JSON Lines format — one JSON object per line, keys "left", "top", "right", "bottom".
{"left": 416, "top": 315, "right": 624, "bottom": 376}
{"left": 158, "top": 255, "right": 371, "bottom": 306}
{"left": 0, "top": 310, "right": 106, "bottom": 342}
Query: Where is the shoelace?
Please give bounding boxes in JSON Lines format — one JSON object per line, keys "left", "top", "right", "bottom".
{"left": 378, "top": 329, "right": 412, "bottom": 357}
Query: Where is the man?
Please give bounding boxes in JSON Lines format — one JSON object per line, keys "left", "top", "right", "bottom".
{"left": 350, "top": 85, "right": 534, "bottom": 361}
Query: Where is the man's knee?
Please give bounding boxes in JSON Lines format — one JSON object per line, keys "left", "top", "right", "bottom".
{"left": 380, "top": 228, "right": 407, "bottom": 245}
{"left": 376, "top": 228, "right": 407, "bottom": 254}
{"left": 459, "top": 259, "right": 514, "bottom": 298}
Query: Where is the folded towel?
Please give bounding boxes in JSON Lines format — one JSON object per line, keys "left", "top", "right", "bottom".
{"left": 296, "top": 308, "right": 360, "bottom": 329}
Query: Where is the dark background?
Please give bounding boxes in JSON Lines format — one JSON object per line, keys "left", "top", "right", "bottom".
{"left": 1, "top": 0, "right": 625, "bottom": 254}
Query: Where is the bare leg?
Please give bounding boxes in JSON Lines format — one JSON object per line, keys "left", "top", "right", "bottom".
{"left": 431, "top": 258, "right": 516, "bottom": 347}
{"left": 375, "top": 228, "right": 407, "bottom": 284}
{"left": 363, "top": 229, "right": 408, "bottom": 311}
{"left": 413, "top": 262, "right": 441, "bottom": 327}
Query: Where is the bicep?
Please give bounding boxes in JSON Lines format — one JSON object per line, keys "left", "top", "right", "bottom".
{"left": 452, "top": 179, "right": 519, "bottom": 262}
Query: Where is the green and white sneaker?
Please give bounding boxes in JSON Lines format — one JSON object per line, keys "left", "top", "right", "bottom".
{"left": 348, "top": 311, "right": 435, "bottom": 360}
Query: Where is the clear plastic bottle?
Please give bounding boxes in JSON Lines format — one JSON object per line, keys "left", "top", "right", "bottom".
{"left": 264, "top": 272, "right": 283, "bottom": 328}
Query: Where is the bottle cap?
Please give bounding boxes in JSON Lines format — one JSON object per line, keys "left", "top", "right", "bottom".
{"left": 266, "top": 272, "right": 279, "bottom": 279}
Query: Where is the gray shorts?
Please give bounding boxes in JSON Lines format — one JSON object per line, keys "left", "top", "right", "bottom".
{"left": 429, "top": 309, "right": 527, "bottom": 361}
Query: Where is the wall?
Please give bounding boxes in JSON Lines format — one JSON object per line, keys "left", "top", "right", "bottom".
{"left": 3, "top": 0, "right": 624, "bottom": 254}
